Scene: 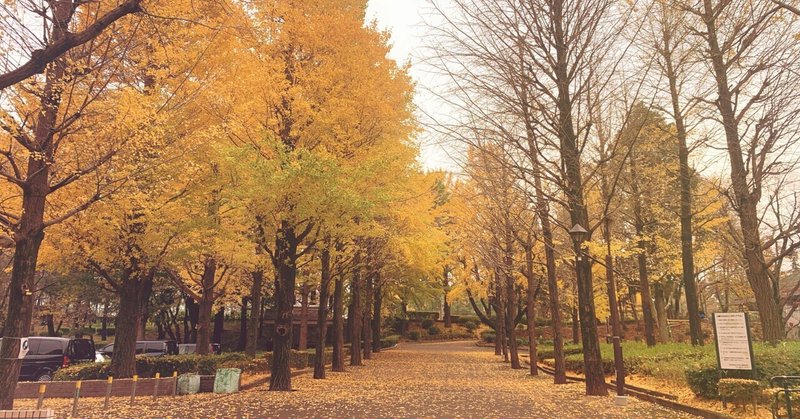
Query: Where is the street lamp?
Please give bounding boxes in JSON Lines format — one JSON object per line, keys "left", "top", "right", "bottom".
{"left": 568, "top": 224, "right": 589, "bottom": 245}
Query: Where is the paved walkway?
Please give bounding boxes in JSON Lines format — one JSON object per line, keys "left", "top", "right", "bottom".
{"left": 17, "top": 340, "right": 695, "bottom": 418}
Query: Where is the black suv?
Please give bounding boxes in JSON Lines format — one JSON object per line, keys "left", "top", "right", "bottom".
{"left": 98, "top": 340, "right": 178, "bottom": 358}
{"left": 8, "top": 337, "right": 96, "bottom": 381}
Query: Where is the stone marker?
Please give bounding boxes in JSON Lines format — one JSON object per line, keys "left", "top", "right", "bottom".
{"left": 213, "top": 368, "right": 241, "bottom": 394}
{"left": 177, "top": 374, "right": 201, "bottom": 395}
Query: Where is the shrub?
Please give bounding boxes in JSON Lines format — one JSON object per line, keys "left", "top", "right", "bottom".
{"left": 409, "top": 331, "right": 421, "bottom": 341}
{"left": 421, "top": 319, "right": 435, "bottom": 329}
{"left": 387, "top": 317, "right": 408, "bottom": 335}
{"left": 428, "top": 326, "right": 441, "bottom": 336}
{"left": 463, "top": 321, "right": 478, "bottom": 332}
{"left": 480, "top": 330, "right": 495, "bottom": 343}
{"left": 407, "top": 311, "right": 439, "bottom": 321}
{"left": 381, "top": 335, "right": 400, "bottom": 348}
{"left": 685, "top": 364, "right": 723, "bottom": 399}
{"left": 457, "top": 316, "right": 480, "bottom": 325}
{"left": 55, "top": 351, "right": 310, "bottom": 381}
{"left": 718, "top": 378, "right": 761, "bottom": 406}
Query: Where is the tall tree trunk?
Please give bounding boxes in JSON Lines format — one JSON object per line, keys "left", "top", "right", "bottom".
{"left": 363, "top": 272, "right": 373, "bottom": 360}
{"left": 504, "top": 228, "right": 521, "bottom": 369}
{"left": 571, "top": 307, "right": 580, "bottom": 345}
{"left": 111, "top": 279, "right": 143, "bottom": 378}
{"left": 314, "top": 247, "right": 332, "bottom": 379}
{"left": 45, "top": 315, "right": 55, "bottom": 337}
{"left": 137, "top": 275, "right": 153, "bottom": 340}
{"left": 552, "top": 0, "right": 606, "bottom": 394}
{"left": 269, "top": 221, "right": 299, "bottom": 391}
{"left": 631, "top": 149, "right": 657, "bottom": 347}
{"left": 372, "top": 276, "right": 382, "bottom": 353}
{"left": 701, "top": 0, "right": 783, "bottom": 344}
{"left": 662, "top": 35, "right": 703, "bottom": 346}
{"left": 332, "top": 273, "right": 346, "bottom": 372}
{"left": 0, "top": 10, "right": 66, "bottom": 402}
{"left": 246, "top": 270, "right": 264, "bottom": 358}
{"left": 654, "top": 283, "right": 670, "bottom": 343}
{"left": 101, "top": 301, "right": 109, "bottom": 341}
{"left": 520, "top": 43, "right": 567, "bottom": 384}
{"left": 239, "top": 297, "right": 249, "bottom": 351}
{"left": 299, "top": 281, "right": 309, "bottom": 351}
{"left": 525, "top": 245, "right": 539, "bottom": 376}
{"left": 196, "top": 258, "right": 216, "bottom": 356}
{"left": 350, "top": 252, "right": 363, "bottom": 366}
{"left": 213, "top": 308, "right": 224, "bottom": 346}
{"left": 442, "top": 266, "right": 452, "bottom": 328}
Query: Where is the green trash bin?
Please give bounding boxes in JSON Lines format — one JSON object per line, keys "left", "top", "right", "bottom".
{"left": 177, "top": 373, "right": 201, "bottom": 395}
{"left": 213, "top": 368, "right": 242, "bottom": 394}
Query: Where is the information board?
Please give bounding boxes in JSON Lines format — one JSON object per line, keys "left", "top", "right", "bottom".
{"left": 713, "top": 312, "right": 754, "bottom": 371}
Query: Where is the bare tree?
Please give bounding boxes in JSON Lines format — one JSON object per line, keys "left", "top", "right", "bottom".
{"left": 684, "top": 0, "right": 800, "bottom": 343}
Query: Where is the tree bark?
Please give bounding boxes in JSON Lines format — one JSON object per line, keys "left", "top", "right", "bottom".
{"left": 213, "top": 308, "right": 224, "bottom": 346}
{"left": 443, "top": 266, "right": 452, "bottom": 328}
{"left": 660, "top": 28, "right": 704, "bottom": 345}
{"left": 372, "top": 276, "right": 382, "bottom": 353}
{"left": 363, "top": 272, "right": 373, "bottom": 360}
{"left": 332, "top": 273, "right": 346, "bottom": 372}
{"left": 700, "top": 0, "right": 783, "bottom": 343}
{"left": 654, "top": 283, "right": 670, "bottom": 343}
{"left": 350, "top": 252, "right": 363, "bottom": 366}
{"left": 525, "top": 246, "right": 539, "bottom": 376}
{"left": 504, "top": 228, "right": 521, "bottom": 369}
{"left": 0, "top": 5, "right": 67, "bottom": 402}
{"left": 196, "top": 258, "right": 216, "bottom": 356}
{"left": 314, "top": 247, "right": 332, "bottom": 379}
{"left": 239, "top": 297, "right": 249, "bottom": 351}
{"left": 269, "top": 221, "right": 300, "bottom": 391}
{"left": 246, "top": 270, "right": 264, "bottom": 357}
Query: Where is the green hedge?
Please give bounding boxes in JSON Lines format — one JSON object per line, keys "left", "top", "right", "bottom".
{"left": 685, "top": 342, "right": 800, "bottom": 399}
{"left": 54, "top": 349, "right": 338, "bottom": 381}
{"left": 381, "top": 335, "right": 400, "bottom": 348}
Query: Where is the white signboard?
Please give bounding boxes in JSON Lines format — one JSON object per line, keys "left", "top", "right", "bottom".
{"left": 713, "top": 313, "right": 753, "bottom": 371}
{"left": 18, "top": 338, "right": 29, "bottom": 359}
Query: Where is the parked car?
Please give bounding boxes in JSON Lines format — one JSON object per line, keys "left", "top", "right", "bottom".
{"left": 0, "top": 337, "right": 96, "bottom": 381}
{"left": 97, "top": 340, "right": 178, "bottom": 359}
{"left": 177, "top": 343, "right": 222, "bottom": 355}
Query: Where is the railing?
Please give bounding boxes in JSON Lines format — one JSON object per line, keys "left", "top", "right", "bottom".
{"left": 771, "top": 376, "right": 800, "bottom": 419}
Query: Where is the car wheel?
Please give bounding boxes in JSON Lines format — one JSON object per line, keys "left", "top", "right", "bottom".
{"left": 36, "top": 372, "right": 53, "bottom": 382}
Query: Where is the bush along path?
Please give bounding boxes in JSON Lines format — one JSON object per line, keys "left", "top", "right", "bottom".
{"left": 14, "top": 341, "right": 697, "bottom": 418}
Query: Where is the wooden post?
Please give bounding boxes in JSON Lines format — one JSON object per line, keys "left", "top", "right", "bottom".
{"left": 130, "top": 375, "right": 138, "bottom": 405}
{"left": 104, "top": 376, "right": 113, "bottom": 410}
{"left": 71, "top": 381, "right": 81, "bottom": 417}
{"left": 36, "top": 383, "right": 46, "bottom": 410}
{"left": 153, "top": 372, "right": 160, "bottom": 400}
{"left": 172, "top": 371, "right": 178, "bottom": 395}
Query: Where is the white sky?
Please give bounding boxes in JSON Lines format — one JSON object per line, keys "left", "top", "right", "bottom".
{"left": 365, "top": 0, "right": 456, "bottom": 172}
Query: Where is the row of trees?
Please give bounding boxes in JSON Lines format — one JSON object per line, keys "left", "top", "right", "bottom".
{"left": 0, "top": 0, "right": 449, "bottom": 408}
{"left": 425, "top": 0, "right": 800, "bottom": 396}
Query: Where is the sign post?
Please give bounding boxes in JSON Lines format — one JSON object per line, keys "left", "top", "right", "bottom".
{"left": 713, "top": 312, "right": 756, "bottom": 408}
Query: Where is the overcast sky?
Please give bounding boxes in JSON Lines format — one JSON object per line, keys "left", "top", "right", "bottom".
{"left": 365, "top": 0, "right": 456, "bottom": 172}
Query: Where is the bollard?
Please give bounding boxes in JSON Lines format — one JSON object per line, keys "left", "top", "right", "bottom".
{"left": 104, "top": 376, "right": 113, "bottom": 410}
{"left": 130, "top": 375, "right": 138, "bottom": 406}
{"left": 36, "top": 383, "right": 46, "bottom": 410}
{"left": 153, "top": 372, "right": 161, "bottom": 400}
{"left": 71, "top": 381, "right": 81, "bottom": 418}
{"left": 172, "top": 371, "right": 178, "bottom": 395}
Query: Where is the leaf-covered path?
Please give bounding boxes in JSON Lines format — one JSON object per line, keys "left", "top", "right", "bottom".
{"left": 19, "top": 341, "right": 696, "bottom": 418}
